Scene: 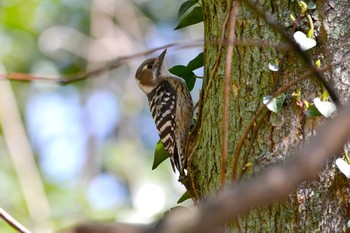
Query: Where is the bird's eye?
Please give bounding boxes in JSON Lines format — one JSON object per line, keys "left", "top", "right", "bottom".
{"left": 147, "top": 64, "right": 153, "bottom": 69}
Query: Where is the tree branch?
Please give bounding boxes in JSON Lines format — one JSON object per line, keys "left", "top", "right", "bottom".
{"left": 221, "top": 2, "right": 239, "bottom": 187}
{"left": 62, "top": 223, "right": 152, "bottom": 233}
{"left": 0, "top": 40, "right": 203, "bottom": 85}
{"left": 0, "top": 208, "right": 32, "bottom": 233}
{"left": 68, "top": 102, "right": 350, "bottom": 233}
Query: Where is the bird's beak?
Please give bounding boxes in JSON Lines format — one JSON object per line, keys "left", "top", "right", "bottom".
{"left": 157, "top": 49, "right": 167, "bottom": 65}
{"left": 153, "top": 49, "right": 167, "bottom": 73}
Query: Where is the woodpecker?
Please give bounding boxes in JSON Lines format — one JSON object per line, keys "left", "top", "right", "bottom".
{"left": 135, "top": 49, "right": 193, "bottom": 175}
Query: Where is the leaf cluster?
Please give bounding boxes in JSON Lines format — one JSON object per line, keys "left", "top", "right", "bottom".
{"left": 175, "top": 0, "right": 203, "bottom": 30}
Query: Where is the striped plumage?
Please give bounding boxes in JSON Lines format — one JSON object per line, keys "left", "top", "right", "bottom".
{"left": 135, "top": 49, "right": 193, "bottom": 175}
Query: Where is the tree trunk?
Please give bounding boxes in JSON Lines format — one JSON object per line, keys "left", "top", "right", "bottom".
{"left": 186, "top": 0, "right": 350, "bottom": 232}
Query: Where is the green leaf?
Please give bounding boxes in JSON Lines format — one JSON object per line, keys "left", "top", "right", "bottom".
{"left": 169, "top": 65, "right": 187, "bottom": 76}
{"left": 186, "top": 52, "right": 204, "bottom": 71}
{"left": 169, "top": 52, "right": 203, "bottom": 74}
{"left": 313, "top": 98, "right": 336, "bottom": 118}
{"left": 268, "top": 61, "right": 279, "bottom": 71}
{"left": 306, "top": 105, "right": 322, "bottom": 117}
{"left": 178, "top": 0, "right": 199, "bottom": 18}
{"left": 183, "top": 73, "right": 197, "bottom": 91}
{"left": 263, "top": 94, "right": 286, "bottom": 113}
{"left": 152, "top": 140, "right": 169, "bottom": 170}
{"left": 169, "top": 53, "right": 203, "bottom": 91}
{"left": 321, "top": 90, "right": 329, "bottom": 101}
{"left": 307, "top": 2, "right": 316, "bottom": 10}
{"left": 275, "top": 94, "right": 286, "bottom": 112}
{"left": 177, "top": 190, "right": 192, "bottom": 204}
{"left": 299, "top": 1, "right": 308, "bottom": 13}
{"left": 175, "top": 6, "right": 203, "bottom": 30}
{"left": 315, "top": 59, "right": 321, "bottom": 68}
{"left": 169, "top": 65, "right": 197, "bottom": 91}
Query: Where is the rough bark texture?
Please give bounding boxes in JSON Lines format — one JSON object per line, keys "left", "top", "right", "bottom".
{"left": 186, "top": 0, "right": 350, "bottom": 232}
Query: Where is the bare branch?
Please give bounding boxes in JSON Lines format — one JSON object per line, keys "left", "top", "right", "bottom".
{"left": 0, "top": 40, "right": 203, "bottom": 85}
{"left": 61, "top": 223, "right": 152, "bottom": 233}
{"left": 155, "top": 103, "right": 350, "bottom": 233}
{"left": 0, "top": 65, "right": 52, "bottom": 232}
{"left": 68, "top": 102, "right": 350, "bottom": 233}
{"left": 0, "top": 40, "right": 292, "bottom": 86}
{"left": 0, "top": 208, "right": 32, "bottom": 233}
{"left": 221, "top": 2, "right": 240, "bottom": 186}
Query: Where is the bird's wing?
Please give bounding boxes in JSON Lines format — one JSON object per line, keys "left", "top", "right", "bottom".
{"left": 149, "top": 81, "right": 179, "bottom": 172}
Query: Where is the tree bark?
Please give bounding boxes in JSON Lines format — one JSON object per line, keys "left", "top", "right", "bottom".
{"left": 186, "top": 0, "right": 350, "bottom": 232}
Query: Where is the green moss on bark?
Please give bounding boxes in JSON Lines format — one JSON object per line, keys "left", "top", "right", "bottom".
{"left": 185, "top": 0, "right": 350, "bottom": 232}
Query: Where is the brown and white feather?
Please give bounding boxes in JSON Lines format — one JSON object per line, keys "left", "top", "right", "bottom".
{"left": 135, "top": 50, "right": 193, "bottom": 174}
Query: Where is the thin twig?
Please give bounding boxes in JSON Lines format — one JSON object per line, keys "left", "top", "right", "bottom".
{"left": 221, "top": 3, "right": 239, "bottom": 187}
{"left": 0, "top": 208, "right": 32, "bottom": 233}
{"left": 221, "top": 4, "right": 244, "bottom": 232}
{"left": 203, "top": 7, "right": 231, "bottom": 100}
{"left": 0, "top": 64, "right": 52, "bottom": 232}
{"left": 0, "top": 40, "right": 203, "bottom": 85}
{"left": 0, "top": 39, "right": 291, "bottom": 85}
{"left": 239, "top": 109, "right": 270, "bottom": 179}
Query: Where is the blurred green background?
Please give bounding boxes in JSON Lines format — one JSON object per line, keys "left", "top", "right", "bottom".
{"left": 0, "top": 0, "right": 203, "bottom": 232}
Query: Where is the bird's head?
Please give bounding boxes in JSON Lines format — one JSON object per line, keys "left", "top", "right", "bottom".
{"left": 135, "top": 49, "right": 168, "bottom": 94}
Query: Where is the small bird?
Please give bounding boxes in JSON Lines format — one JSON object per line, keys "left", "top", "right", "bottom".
{"left": 135, "top": 49, "right": 193, "bottom": 175}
